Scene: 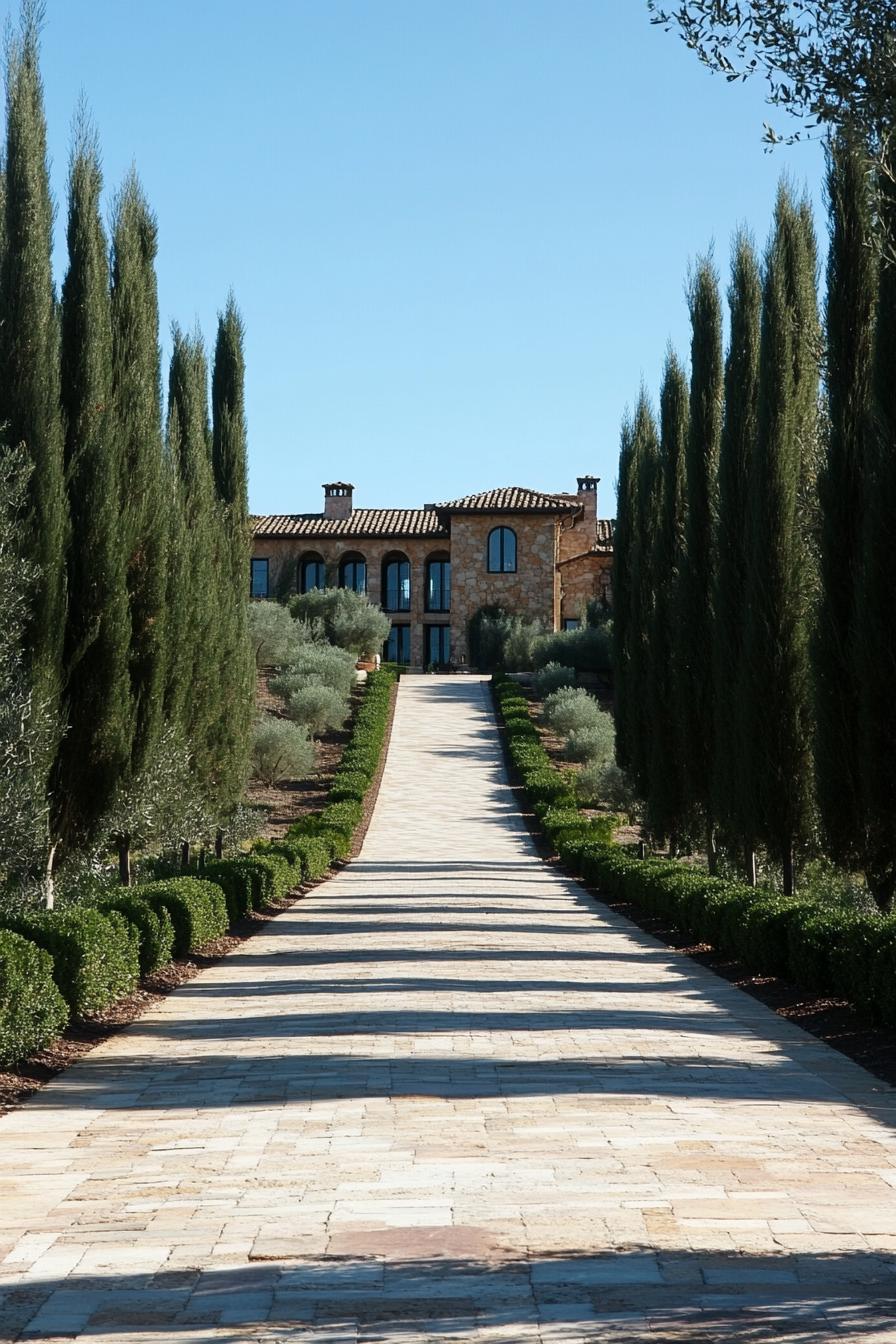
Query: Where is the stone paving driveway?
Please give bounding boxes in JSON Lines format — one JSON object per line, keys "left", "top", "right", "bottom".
{"left": 2, "top": 676, "right": 896, "bottom": 1342}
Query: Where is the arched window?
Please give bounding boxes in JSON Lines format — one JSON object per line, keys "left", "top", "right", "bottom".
{"left": 487, "top": 526, "right": 517, "bottom": 573}
{"left": 299, "top": 552, "right": 326, "bottom": 593}
{"left": 425, "top": 553, "right": 451, "bottom": 612}
{"left": 382, "top": 553, "right": 411, "bottom": 612}
{"left": 339, "top": 552, "right": 367, "bottom": 594}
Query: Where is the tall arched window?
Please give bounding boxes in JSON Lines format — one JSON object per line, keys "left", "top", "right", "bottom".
{"left": 339, "top": 552, "right": 367, "bottom": 594}
{"left": 487, "top": 526, "right": 517, "bottom": 573}
{"left": 299, "top": 552, "right": 326, "bottom": 593}
{"left": 382, "top": 553, "right": 411, "bottom": 612}
{"left": 425, "top": 553, "right": 451, "bottom": 612}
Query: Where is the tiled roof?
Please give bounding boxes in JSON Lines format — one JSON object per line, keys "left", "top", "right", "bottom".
{"left": 252, "top": 509, "right": 447, "bottom": 539}
{"left": 434, "top": 486, "right": 582, "bottom": 514}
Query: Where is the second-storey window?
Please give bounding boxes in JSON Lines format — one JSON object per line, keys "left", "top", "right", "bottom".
{"left": 487, "top": 526, "right": 517, "bottom": 573}
{"left": 383, "top": 554, "right": 411, "bottom": 611}
{"left": 425, "top": 555, "right": 451, "bottom": 612}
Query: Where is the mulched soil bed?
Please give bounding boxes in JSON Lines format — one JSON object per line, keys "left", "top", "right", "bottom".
{"left": 0, "top": 682, "right": 402, "bottom": 1116}
{"left": 490, "top": 685, "right": 896, "bottom": 1092}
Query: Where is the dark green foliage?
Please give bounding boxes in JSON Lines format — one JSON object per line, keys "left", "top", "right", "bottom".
{"left": 164, "top": 326, "right": 218, "bottom": 788}
{"left": 201, "top": 859, "right": 256, "bottom": 922}
{"left": 741, "top": 183, "right": 820, "bottom": 889}
{"left": 329, "top": 770, "right": 370, "bottom": 803}
{"left": 612, "top": 415, "right": 636, "bottom": 774}
{"left": 815, "top": 135, "right": 877, "bottom": 875}
{"left": 680, "top": 257, "right": 723, "bottom": 821}
{"left": 210, "top": 296, "right": 253, "bottom": 813}
{"left": 0, "top": 6, "right": 67, "bottom": 759}
{"left": 858, "top": 157, "right": 896, "bottom": 910}
{"left": 130, "top": 877, "right": 228, "bottom": 955}
{"left": 646, "top": 350, "right": 690, "bottom": 844}
{"left": 247, "top": 843, "right": 302, "bottom": 898}
{"left": 288, "top": 835, "right": 332, "bottom": 882}
{"left": 713, "top": 233, "right": 762, "bottom": 856}
{"left": 55, "top": 128, "right": 130, "bottom": 847}
{"left": 0, "top": 928, "right": 68, "bottom": 1065}
{"left": 110, "top": 173, "right": 169, "bottom": 794}
{"left": 91, "top": 890, "right": 175, "bottom": 975}
{"left": 616, "top": 393, "right": 662, "bottom": 799}
{"left": 531, "top": 626, "right": 612, "bottom": 674}
{"left": 467, "top": 606, "right": 513, "bottom": 672}
{"left": 0, "top": 906, "right": 139, "bottom": 1016}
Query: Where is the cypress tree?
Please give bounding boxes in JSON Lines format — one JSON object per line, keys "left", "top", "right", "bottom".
{"left": 0, "top": 3, "right": 67, "bottom": 762}
{"left": 55, "top": 122, "right": 131, "bottom": 848}
{"left": 165, "top": 325, "right": 218, "bottom": 802}
{"left": 614, "top": 392, "right": 661, "bottom": 805}
{"left": 679, "top": 256, "right": 723, "bottom": 857}
{"left": 814, "top": 134, "right": 877, "bottom": 877}
{"left": 111, "top": 173, "right": 169, "bottom": 794}
{"left": 647, "top": 349, "right": 690, "bottom": 849}
{"left": 741, "top": 183, "right": 820, "bottom": 894}
{"left": 613, "top": 412, "right": 637, "bottom": 777}
{"left": 713, "top": 231, "right": 762, "bottom": 879}
{"left": 857, "top": 156, "right": 896, "bottom": 910}
{"left": 210, "top": 295, "right": 253, "bottom": 814}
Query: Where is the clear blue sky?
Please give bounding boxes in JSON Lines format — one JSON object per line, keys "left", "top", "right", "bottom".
{"left": 37, "top": 0, "right": 825, "bottom": 517}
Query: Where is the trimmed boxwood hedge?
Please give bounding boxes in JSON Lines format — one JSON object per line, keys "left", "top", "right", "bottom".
{"left": 0, "top": 930, "right": 69, "bottom": 1065}
{"left": 0, "top": 906, "right": 140, "bottom": 1017}
{"left": 493, "top": 673, "right": 896, "bottom": 1029}
{"left": 91, "top": 891, "right": 176, "bottom": 975}
{"left": 129, "top": 878, "right": 228, "bottom": 957}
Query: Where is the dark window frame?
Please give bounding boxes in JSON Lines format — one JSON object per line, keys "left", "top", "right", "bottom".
{"left": 384, "top": 623, "right": 411, "bottom": 665}
{"left": 250, "top": 557, "right": 269, "bottom": 599}
{"left": 487, "top": 526, "right": 517, "bottom": 573}
{"left": 425, "top": 554, "right": 451, "bottom": 612}
{"left": 339, "top": 552, "right": 367, "bottom": 594}
{"left": 299, "top": 552, "right": 327, "bottom": 594}
{"left": 426, "top": 623, "right": 451, "bottom": 668}
{"left": 382, "top": 554, "right": 411, "bottom": 612}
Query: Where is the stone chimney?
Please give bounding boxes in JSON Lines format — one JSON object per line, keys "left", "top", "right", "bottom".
{"left": 576, "top": 475, "right": 599, "bottom": 536}
{"left": 323, "top": 482, "right": 354, "bottom": 520}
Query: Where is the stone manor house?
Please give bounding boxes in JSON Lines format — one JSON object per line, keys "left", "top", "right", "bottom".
{"left": 251, "top": 477, "right": 614, "bottom": 668}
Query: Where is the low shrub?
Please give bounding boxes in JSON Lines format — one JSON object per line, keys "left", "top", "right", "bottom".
{"left": 329, "top": 769, "right": 370, "bottom": 803}
{"left": 248, "top": 844, "right": 302, "bottom": 899}
{"left": 252, "top": 717, "right": 315, "bottom": 785}
{"left": 285, "top": 683, "right": 349, "bottom": 738}
{"left": 131, "top": 878, "right": 229, "bottom": 956}
{"left": 289, "top": 834, "right": 332, "bottom": 882}
{"left": 533, "top": 624, "right": 612, "bottom": 674}
{"left": 249, "top": 600, "right": 307, "bottom": 667}
{"left": 92, "top": 892, "right": 176, "bottom": 975}
{"left": 533, "top": 662, "right": 576, "bottom": 698}
{"left": 0, "top": 906, "right": 140, "bottom": 1017}
{"left": 202, "top": 859, "right": 257, "bottom": 923}
{"left": 542, "top": 687, "right": 603, "bottom": 738}
{"left": 576, "top": 760, "right": 635, "bottom": 811}
{"left": 0, "top": 930, "right": 69, "bottom": 1066}
{"left": 563, "top": 717, "right": 615, "bottom": 765}
{"left": 270, "top": 643, "right": 357, "bottom": 701}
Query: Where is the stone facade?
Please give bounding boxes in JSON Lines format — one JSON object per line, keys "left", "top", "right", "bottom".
{"left": 252, "top": 479, "right": 614, "bottom": 668}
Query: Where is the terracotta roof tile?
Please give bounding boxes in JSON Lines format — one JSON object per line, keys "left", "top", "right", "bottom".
{"left": 252, "top": 509, "right": 446, "bottom": 539}
{"left": 434, "top": 486, "right": 582, "bottom": 514}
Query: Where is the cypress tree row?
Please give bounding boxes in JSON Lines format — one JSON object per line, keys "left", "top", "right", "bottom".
{"left": 646, "top": 350, "right": 690, "bottom": 849}
{"left": 0, "top": 5, "right": 66, "bottom": 772}
{"left": 814, "top": 134, "right": 877, "bottom": 878}
{"left": 679, "top": 258, "right": 723, "bottom": 857}
{"left": 857, "top": 156, "right": 896, "bottom": 911}
{"left": 210, "top": 297, "right": 254, "bottom": 814}
{"left": 741, "top": 184, "right": 820, "bottom": 895}
{"left": 55, "top": 125, "right": 130, "bottom": 849}
{"left": 110, "top": 173, "right": 169, "bottom": 798}
{"left": 712, "top": 232, "right": 762, "bottom": 880}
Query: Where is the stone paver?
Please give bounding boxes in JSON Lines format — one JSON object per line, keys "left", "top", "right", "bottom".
{"left": 2, "top": 675, "right": 896, "bottom": 1342}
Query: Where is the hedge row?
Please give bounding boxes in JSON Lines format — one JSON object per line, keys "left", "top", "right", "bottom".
{"left": 492, "top": 675, "right": 896, "bottom": 1029}
{"left": 0, "top": 668, "right": 397, "bottom": 1067}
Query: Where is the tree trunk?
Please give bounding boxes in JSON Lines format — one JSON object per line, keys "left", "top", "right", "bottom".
{"left": 180, "top": 840, "right": 190, "bottom": 872}
{"left": 118, "top": 834, "right": 132, "bottom": 887}
{"left": 198, "top": 847, "right": 206, "bottom": 872}
{"left": 746, "top": 846, "right": 757, "bottom": 887}
{"left": 215, "top": 827, "right": 224, "bottom": 860}
{"left": 637, "top": 840, "right": 646, "bottom": 860}
{"left": 43, "top": 842, "right": 57, "bottom": 910}
{"left": 707, "top": 823, "right": 719, "bottom": 875}
{"left": 866, "top": 866, "right": 896, "bottom": 914}
{"left": 782, "top": 844, "right": 796, "bottom": 896}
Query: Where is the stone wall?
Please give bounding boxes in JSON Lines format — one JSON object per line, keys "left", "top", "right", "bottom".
{"left": 559, "top": 552, "right": 612, "bottom": 623}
